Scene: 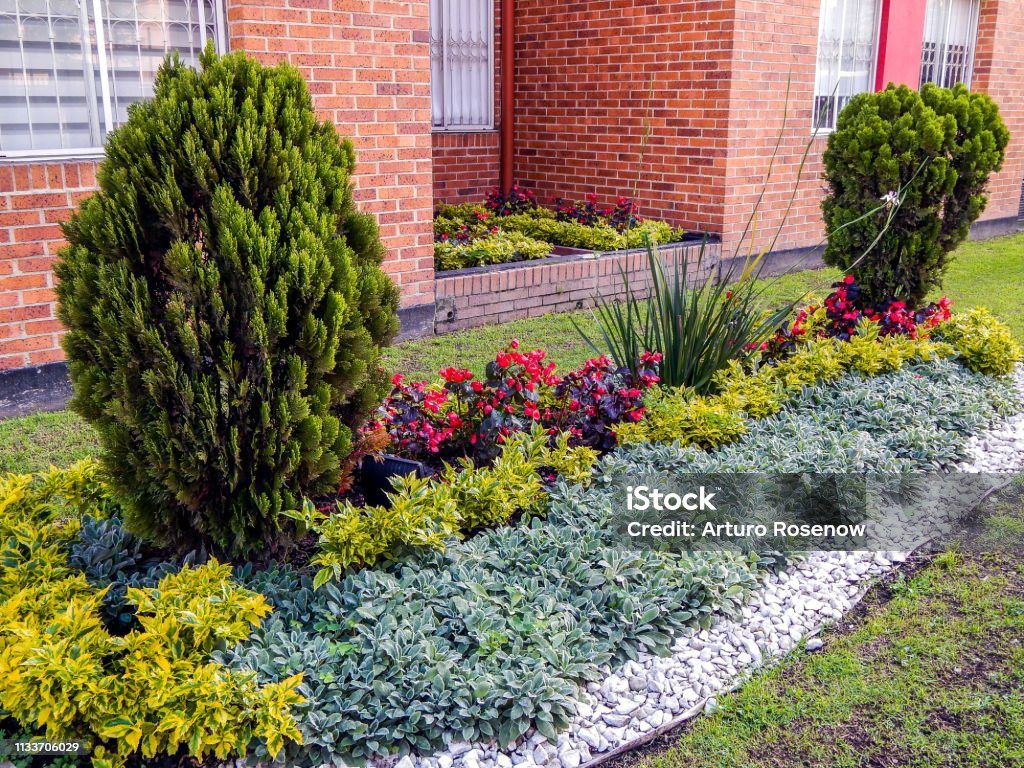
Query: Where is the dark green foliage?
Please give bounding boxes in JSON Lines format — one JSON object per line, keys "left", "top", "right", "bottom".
{"left": 822, "top": 83, "right": 1009, "bottom": 307}
{"left": 55, "top": 48, "right": 399, "bottom": 557}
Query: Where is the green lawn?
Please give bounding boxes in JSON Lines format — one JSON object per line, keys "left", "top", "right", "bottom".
{"left": 1, "top": 232, "right": 1021, "bottom": 474}
{"left": 621, "top": 498, "right": 1024, "bottom": 768}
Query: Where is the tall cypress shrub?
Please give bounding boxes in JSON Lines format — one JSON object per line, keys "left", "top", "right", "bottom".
{"left": 56, "top": 49, "right": 399, "bottom": 557}
{"left": 821, "top": 83, "right": 1008, "bottom": 307}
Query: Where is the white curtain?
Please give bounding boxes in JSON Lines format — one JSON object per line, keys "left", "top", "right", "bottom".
{"left": 430, "top": 0, "right": 493, "bottom": 129}
{"left": 814, "top": 0, "right": 881, "bottom": 131}
{"left": 921, "top": 0, "right": 977, "bottom": 87}
{"left": 1, "top": 0, "right": 220, "bottom": 155}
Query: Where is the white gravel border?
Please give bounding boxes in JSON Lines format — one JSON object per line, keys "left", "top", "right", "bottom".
{"left": 390, "top": 366, "right": 1024, "bottom": 768}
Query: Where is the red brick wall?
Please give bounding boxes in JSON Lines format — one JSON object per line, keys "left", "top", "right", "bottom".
{"left": 511, "top": 0, "right": 737, "bottom": 234}
{"left": 0, "top": 161, "right": 97, "bottom": 370}
{"left": 0, "top": 0, "right": 436, "bottom": 372}
{"left": 719, "top": 0, "right": 824, "bottom": 257}
{"left": 229, "top": 0, "right": 436, "bottom": 308}
{"left": 971, "top": 0, "right": 1024, "bottom": 224}
{"left": 433, "top": 131, "right": 501, "bottom": 204}
{"left": 431, "top": 0, "right": 502, "bottom": 205}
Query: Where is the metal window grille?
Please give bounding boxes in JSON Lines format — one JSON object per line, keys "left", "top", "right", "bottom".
{"left": 0, "top": 0, "right": 225, "bottom": 158}
{"left": 429, "top": 0, "right": 494, "bottom": 130}
{"left": 813, "top": 0, "right": 881, "bottom": 132}
{"left": 920, "top": 0, "right": 978, "bottom": 88}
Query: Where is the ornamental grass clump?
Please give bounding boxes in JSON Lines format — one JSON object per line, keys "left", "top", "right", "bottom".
{"left": 822, "top": 83, "right": 1009, "bottom": 307}
{"left": 55, "top": 49, "right": 399, "bottom": 558}
{"left": 580, "top": 242, "right": 795, "bottom": 393}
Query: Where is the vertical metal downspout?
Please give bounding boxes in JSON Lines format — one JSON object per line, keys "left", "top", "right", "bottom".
{"left": 500, "top": 0, "right": 514, "bottom": 193}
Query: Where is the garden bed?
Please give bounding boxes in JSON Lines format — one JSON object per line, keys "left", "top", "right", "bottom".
{"left": 4, "top": 317, "right": 1022, "bottom": 768}
{"left": 432, "top": 189, "right": 701, "bottom": 275}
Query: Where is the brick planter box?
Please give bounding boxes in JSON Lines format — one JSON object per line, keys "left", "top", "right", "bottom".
{"left": 434, "top": 238, "right": 721, "bottom": 333}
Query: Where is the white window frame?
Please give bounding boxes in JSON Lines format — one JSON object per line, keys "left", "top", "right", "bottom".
{"left": 430, "top": 0, "right": 495, "bottom": 132}
{"left": 920, "top": 0, "right": 980, "bottom": 89}
{"left": 0, "top": 0, "right": 228, "bottom": 162}
{"left": 812, "top": 0, "right": 883, "bottom": 135}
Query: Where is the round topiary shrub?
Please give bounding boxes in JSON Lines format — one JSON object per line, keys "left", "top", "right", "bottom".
{"left": 821, "top": 83, "right": 1009, "bottom": 307}
{"left": 56, "top": 49, "right": 400, "bottom": 557}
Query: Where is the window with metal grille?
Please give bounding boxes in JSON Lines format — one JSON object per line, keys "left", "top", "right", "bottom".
{"left": 813, "top": 0, "right": 881, "bottom": 133}
{"left": 920, "top": 0, "right": 978, "bottom": 88}
{"left": 0, "top": 0, "right": 225, "bottom": 159}
{"left": 429, "top": 0, "right": 494, "bottom": 130}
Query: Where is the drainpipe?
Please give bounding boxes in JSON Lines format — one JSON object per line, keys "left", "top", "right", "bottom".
{"left": 500, "top": 0, "right": 514, "bottom": 193}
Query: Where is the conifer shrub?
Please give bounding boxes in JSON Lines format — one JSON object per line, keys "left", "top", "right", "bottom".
{"left": 822, "top": 83, "right": 1009, "bottom": 307}
{"left": 55, "top": 49, "right": 399, "bottom": 557}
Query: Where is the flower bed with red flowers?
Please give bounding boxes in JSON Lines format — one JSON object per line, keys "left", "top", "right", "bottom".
{"left": 763, "top": 276, "right": 953, "bottom": 359}
{"left": 434, "top": 187, "right": 692, "bottom": 271}
{"left": 377, "top": 341, "right": 662, "bottom": 467}
{"left": 551, "top": 193, "right": 642, "bottom": 232}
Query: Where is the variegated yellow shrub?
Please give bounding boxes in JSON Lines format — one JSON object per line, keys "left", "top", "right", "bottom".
{"left": 618, "top": 329, "right": 958, "bottom": 448}
{"left": 0, "top": 465, "right": 305, "bottom": 768}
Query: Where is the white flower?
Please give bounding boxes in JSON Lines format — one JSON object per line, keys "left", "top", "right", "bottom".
{"left": 880, "top": 190, "right": 900, "bottom": 211}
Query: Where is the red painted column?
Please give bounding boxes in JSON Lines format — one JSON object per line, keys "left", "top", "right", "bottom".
{"left": 875, "top": 0, "right": 929, "bottom": 90}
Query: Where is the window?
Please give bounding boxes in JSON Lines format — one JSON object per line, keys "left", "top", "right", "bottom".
{"left": 813, "top": 0, "right": 881, "bottom": 132}
{"left": 0, "top": 0, "right": 225, "bottom": 158}
{"left": 429, "top": 0, "right": 494, "bottom": 130}
{"left": 920, "top": 0, "right": 978, "bottom": 87}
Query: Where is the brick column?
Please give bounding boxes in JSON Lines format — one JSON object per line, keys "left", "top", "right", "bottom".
{"left": 970, "top": 0, "right": 1024, "bottom": 229}
{"left": 227, "top": 0, "right": 437, "bottom": 335}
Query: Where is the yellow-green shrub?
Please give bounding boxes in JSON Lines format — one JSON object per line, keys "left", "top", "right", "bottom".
{"left": 298, "top": 429, "right": 598, "bottom": 584}
{"left": 932, "top": 308, "right": 1022, "bottom": 376}
{"left": 839, "top": 326, "right": 945, "bottom": 376}
{"left": 616, "top": 389, "right": 748, "bottom": 449}
{"left": 0, "top": 466, "right": 305, "bottom": 768}
{"left": 622, "top": 219, "right": 689, "bottom": 249}
{"left": 544, "top": 431, "right": 600, "bottom": 485}
{"left": 442, "top": 430, "right": 597, "bottom": 529}
{"left": 0, "top": 461, "right": 110, "bottom": 598}
{"left": 434, "top": 230, "right": 552, "bottom": 271}
{"left": 620, "top": 330, "right": 958, "bottom": 447}
{"left": 435, "top": 202, "right": 491, "bottom": 222}
{"left": 499, "top": 214, "right": 627, "bottom": 251}
{"left": 0, "top": 561, "right": 303, "bottom": 768}
{"left": 290, "top": 474, "right": 461, "bottom": 587}
{"left": 713, "top": 363, "right": 787, "bottom": 419}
